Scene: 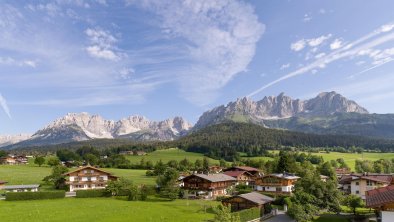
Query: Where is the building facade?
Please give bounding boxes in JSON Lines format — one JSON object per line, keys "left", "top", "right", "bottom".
{"left": 63, "top": 166, "right": 118, "bottom": 192}
{"left": 223, "top": 171, "right": 253, "bottom": 185}
{"left": 182, "top": 173, "right": 236, "bottom": 199}
{"left": 254, "top": 173, "right": 300, "bottom": 194}
{"left": 339, "top": 173, "right": 393, "bottom": 199}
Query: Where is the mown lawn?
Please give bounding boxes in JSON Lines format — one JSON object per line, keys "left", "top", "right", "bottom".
{"left": 0, "top": 197, "right": 218, "bottom": 222}
{"left": 125, "top": 148, "right": 220, "bottom": 165}
{"left": 248, "top": 151, "right": 394, "bottom": 170}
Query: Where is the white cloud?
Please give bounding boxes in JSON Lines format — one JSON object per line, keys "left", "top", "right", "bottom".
{"left": 85, "top": 28, "right": 122, "bottom": 61}
{"left": 330, "top": 38, "right": 343, "bottom": 50}
{"left": 280, "top": 63, "right": 290, "bottom": 70}
{"left": 0, "top": 94, "right": 11, "bottom": 119}
{"left": 381, "top": 23, "right": 394, "bottom": 32}
{"left": 290, "top": 39, "right": 306, "bottom": 51}
{"left": 303, "top": 14, "right": 312, "bottom": 22}
{"left": 128, "top": 0, "right": 264, "bottom": 105}
{"left": 315, "top": 53, "right": 326, "bottom": 59}
{"left": 319, "top": 9, "right": 326, "bottom": 14}
{"left": 118, "top": 67, "right": 134, "bottom": 80}
{"left": 307, "top": 34, "right": 332, "bottom": 47}
{"left": 291, "top": 34, "right": 332, "bottom": 52}
{"left": 248, "top": 24, "right": 394, "bottom": 97}
{"left": 0, "top": 57, "right": 37, "bottom": 67}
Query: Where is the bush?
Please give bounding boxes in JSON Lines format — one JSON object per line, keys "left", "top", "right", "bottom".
{"left": 5, "top": 191, "right": 65, "bottom": 201}
{"left": 76, "top": 189, "right": 110, "bottom": 198}
{"left": 237, "top": 207, "right": 260, "bottom": 222}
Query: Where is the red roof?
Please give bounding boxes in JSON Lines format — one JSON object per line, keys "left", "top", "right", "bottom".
{"left": 339, "top": 174, "right": 392, "bottom": 185}
{"left": 0, "top": 181, "right": 8, "bottom": 185}
{"left": 366, "top": 185, "right": 394, "bottom": 208}
{"left": 223, "top": 171, "right": 252, "bottom": 178}
{"left": 225, "top": 166, "right": 260, "bottom": 172}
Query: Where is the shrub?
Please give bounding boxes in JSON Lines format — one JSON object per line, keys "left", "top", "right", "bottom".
{"left": 237, "top": 207, "right": 260, "bottom": 222}
{"left": 5, "top": 191, "right": 65, "bottom": 201}
{"left": 76, "top": 189, "right": 110, "bottom": 198}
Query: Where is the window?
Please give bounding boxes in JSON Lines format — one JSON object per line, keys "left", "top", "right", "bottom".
{"left": 367, "top": 180, "right": 373, "bottom": 186}
{"left": 355, "top": 182, "right": 359, "bottom": 186}
{"left": 91, "top": 170, "right": 94, "bottom": 173}
{"left": 87, "top": 177, "right": 91, "bottom": 181}
{"left": 356, "top": 190, "right": 359, "bottom": 194}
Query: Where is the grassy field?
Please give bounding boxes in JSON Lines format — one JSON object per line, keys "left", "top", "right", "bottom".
{"left": 248, "top": 151, "right": 394, "bottom": 170}
{"left": 0, "top": 197, "right": 218, "bottom": 222}
{"left": 125, "top": 148, "right": 219, "bottom": 164}
{"left": 0, "top": 160, "right": 156, "bottom": 186}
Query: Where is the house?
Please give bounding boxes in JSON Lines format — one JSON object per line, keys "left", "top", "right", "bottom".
{"left": 0, "top": 181, "right": 7, "bottom": 189}
{"left": 224, "top": 166, "right": 262, "bottom": 178}
{"left": 254, "top": 173, "right": 300, "bottom": 194}
{"left": 339, "top": 173, "right": 393, "bottom": 199}
{"left": 335, "top": 168, "right": 351, "bottom": 177}
{"left": 209, "top": 165, "right": 223, "bottom": 174}
{"left": 320, "top": 175, "right": 329, "bottom": 182}
{"left": 2, "top": 184, "right": 40, "bottom": 192}
{"left": 223, "top": 171, "right": 254, "bottom": 185}
{"left": 63, "top": 165, "right": 118, "bottom": 192}
{"left": 119, "top": 151, "right": 134, "bottom": 155}
{"left": 0, "top": 155, "right": 28, "bottom": 165}
{"left": 182, "top": 173, "right": 236, "bottom": 199}
{"left": 135, "top": 151, "right": 147, "bottom": 156}
{"left": 223, "top": 192, "right": 274, "bottom": 216}
{"left": 366, "top": 185, "right": 394, "bottom": 222}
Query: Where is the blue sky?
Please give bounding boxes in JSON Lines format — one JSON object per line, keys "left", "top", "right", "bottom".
{"left": 1, "top": 0, "right": 394, "bottom": 134}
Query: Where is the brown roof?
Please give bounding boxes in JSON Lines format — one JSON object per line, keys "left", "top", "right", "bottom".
{"left": 185, "top": 173, "right": 236, "bottom": 183}
{"left": 366, "top": 185, "right": 394, "bottom": 208}
{"left": 339, "top": 174, "right": 393, "bottom": 185}
{"left": 223, "top": 171, "right": 252, "bottom": 178}
{"left": 63, "top": 165, "right": 118, "bottom": 178}
{"left": 224, "top": 166, "right": 260, "bottom": 172}
{"left": 0, "top": 181, "right": 7, "bottom": 185}
{"left": 238, "top": 192, "right": 274, "bottom": 205}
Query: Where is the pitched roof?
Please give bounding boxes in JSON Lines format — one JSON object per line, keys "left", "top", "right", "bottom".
{"left": 63, "top": 165, "right": 118, "bottom": 177}
{"left": 3, "top": 184, "right": 40, "bottom": 189}
{"left": 225, "top": 166, "right": 260, "bottom": 172}
{"left": 187, "top": 173, "right": 236, "bottom": 182}
{"left": 238, "top": 192, "right": 274, "bottom": 205}
{"left": 223, "top": 170, "right": 252, "bottom": 178}
{"left": 366, "top": 185, "right": 394, "bottom": 208}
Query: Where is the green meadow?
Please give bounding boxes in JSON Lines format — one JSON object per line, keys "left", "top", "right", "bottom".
{"left": 247, "top": 151, "right": 394, "bottom": 170}
{"left": 124, "top": 148, "right": 219, "bottom": 164}
{"left": 0, "top": 161, "right": 156, "bottom": 186}
{"left": 0, "top": 197, "right": 218, "bottom": 222}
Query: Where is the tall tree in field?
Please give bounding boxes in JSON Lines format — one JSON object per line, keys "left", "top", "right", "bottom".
{"left": 47, "top": 156, "right": 61, "bottom": 167}
{"left": 43, "top": 165, "right": 68, "bottom": 189}
{"left": 343, "top": 194, "right": 364, "bottom": 215}
{"left": 34, "top": 156, "right": 45, "bottom": 167}
{"left": 156, "top": 168, "right": 179, "bottom": 200}
{"left": 276, "top": 151, "right": 297, "bottom": 173}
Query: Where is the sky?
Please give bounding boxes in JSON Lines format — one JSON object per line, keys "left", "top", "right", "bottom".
{"left": 1, "top": 0, "right": 394, "bottom": 134}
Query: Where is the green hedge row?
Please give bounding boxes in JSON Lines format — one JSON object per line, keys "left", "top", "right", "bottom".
{"left": 237, "top": 207, "right": 260, "bottom": 222}
{"left": 76, "top": 189, "right": 110, "bottom": 198}
{"left": 5, "top": 191, "right": 65, "bottom": 201}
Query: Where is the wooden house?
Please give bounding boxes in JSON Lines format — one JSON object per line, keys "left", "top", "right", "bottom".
{"left": 366, "top": 185, "right": 394, "bottom": 222}
{"left": 254, "top": 173, "right": 300, "bottom": 194}
{"left": 223, "top": 192, "right": 274, "bottom": 216}
{"left": 63, "top": 165, "right": 118, "bottom": 192}
{"left": 223, "top": 171, "right": 253, "bottom": 185}
{"left": 182, "top": 173, "right": 236, "bottom": 199}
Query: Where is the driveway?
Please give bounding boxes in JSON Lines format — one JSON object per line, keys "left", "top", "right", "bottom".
{"left": 264, "top": 211, "right": 294, "bottom": 222}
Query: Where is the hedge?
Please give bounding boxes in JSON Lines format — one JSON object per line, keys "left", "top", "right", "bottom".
{"left": 5, "top": 191, "right": 65, "bottom": 201}
{"left": 76, "top": 189, "right": 110, "bottom": 198}
{"left": 237, "top": 207, "right": 260, "bottom": 222}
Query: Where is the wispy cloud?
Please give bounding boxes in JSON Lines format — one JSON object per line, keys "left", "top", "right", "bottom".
{"left": 330, "top": 38, "right": 343, "bottom": 50}
{"left": 0, "top": 94, "right": 11, "bottom": 119}
{"left": 249, "top": 22, "right": 394, "bottom": 97}
{"left": 85, "top": 28, "right": 122, "bottom": 61}
{"left": 290, "top": 34, "right": 332, "bottom": 52}
{"left": 127, "top": 0, "right": 264, "bottom": 105}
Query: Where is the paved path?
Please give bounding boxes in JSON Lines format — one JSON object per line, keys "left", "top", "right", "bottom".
{"left": 264, "top": 211, "right": 294, "bottom": 222}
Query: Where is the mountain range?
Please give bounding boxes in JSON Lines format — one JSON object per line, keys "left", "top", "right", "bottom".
{"left": 3, "top": 91, "right": 394, "bottom": 149}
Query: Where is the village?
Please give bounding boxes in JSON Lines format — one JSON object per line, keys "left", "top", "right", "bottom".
{"left": 1, "top": 151, "right": 394, "bottom": 222}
